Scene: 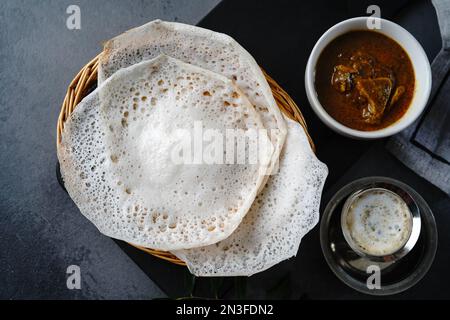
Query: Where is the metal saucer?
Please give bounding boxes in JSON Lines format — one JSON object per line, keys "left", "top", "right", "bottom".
{"left": 320, "top": 176, "right": 438, "bottom": 296}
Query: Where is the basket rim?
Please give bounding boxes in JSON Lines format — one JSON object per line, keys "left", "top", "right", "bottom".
{"left": 57, "top": 54, "right": 315, "bottom": 266}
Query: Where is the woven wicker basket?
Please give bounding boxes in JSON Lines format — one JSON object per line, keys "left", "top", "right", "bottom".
{"left": 57, "top": 53, "right": 315, "bottom": 266}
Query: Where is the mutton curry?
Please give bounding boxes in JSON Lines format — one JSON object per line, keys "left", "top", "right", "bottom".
{"left": 315, "top": 30, "right": 415, "bottom": 131}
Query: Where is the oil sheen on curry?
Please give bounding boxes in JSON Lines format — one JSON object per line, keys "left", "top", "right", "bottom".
{"left": 315, "top": 31, "right": 415, "bottom": 131}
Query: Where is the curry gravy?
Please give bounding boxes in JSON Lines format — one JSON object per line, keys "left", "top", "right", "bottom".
{"left": 315, "top": 31, "right": 415, "bottom": 131}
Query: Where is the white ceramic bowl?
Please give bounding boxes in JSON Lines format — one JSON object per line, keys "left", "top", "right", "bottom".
{"left": 305, "top": 17, "right": 432, "bottom": 139}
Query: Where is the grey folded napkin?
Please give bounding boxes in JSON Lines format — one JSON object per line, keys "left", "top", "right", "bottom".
{"left": 387, "top": 0, "right": 450, "bottom": 196}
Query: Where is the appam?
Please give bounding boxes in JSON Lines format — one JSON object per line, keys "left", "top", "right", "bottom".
{"left": 58, "top": 55, "right": 274, "bottom": 251}
{"left": 173, "top": 117, "right": 328, "bottom": 276}
{"left": 98, "top": 20, "right": 287, "bottom": 180}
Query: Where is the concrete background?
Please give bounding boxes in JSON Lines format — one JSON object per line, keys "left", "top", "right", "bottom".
{"left": 0, "top": 0, "right": 219, "bottom": 299}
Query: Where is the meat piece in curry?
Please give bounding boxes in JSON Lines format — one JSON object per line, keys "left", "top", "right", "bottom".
{"left": 332, "top": 64, "right": 356, "bottom": 93}
{"left": 356, "top": 77, "right": 393, "bottom": 124}
{"left": 315, "top": 31, "right": 415, "bottom": 131}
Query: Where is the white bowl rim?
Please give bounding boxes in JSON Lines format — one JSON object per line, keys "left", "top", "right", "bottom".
{"left": 305, "top": 17, "right": 432, "bottom": 139}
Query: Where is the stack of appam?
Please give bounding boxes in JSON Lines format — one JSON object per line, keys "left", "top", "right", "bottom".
{"left": 58, "top": 20, "right": 328, "bottom": 276}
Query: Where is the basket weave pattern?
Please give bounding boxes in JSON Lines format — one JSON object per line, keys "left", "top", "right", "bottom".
{"left": 57, "top": 54, "right": 314, "bottom": 266}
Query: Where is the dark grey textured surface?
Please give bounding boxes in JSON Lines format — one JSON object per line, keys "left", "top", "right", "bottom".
{"left": 0, "top": 0, "right": 219, "bottom": 299}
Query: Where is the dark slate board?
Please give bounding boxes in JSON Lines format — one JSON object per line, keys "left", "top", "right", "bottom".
{"left": 118, "top": 0, "right": 450, "bottom": 299}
